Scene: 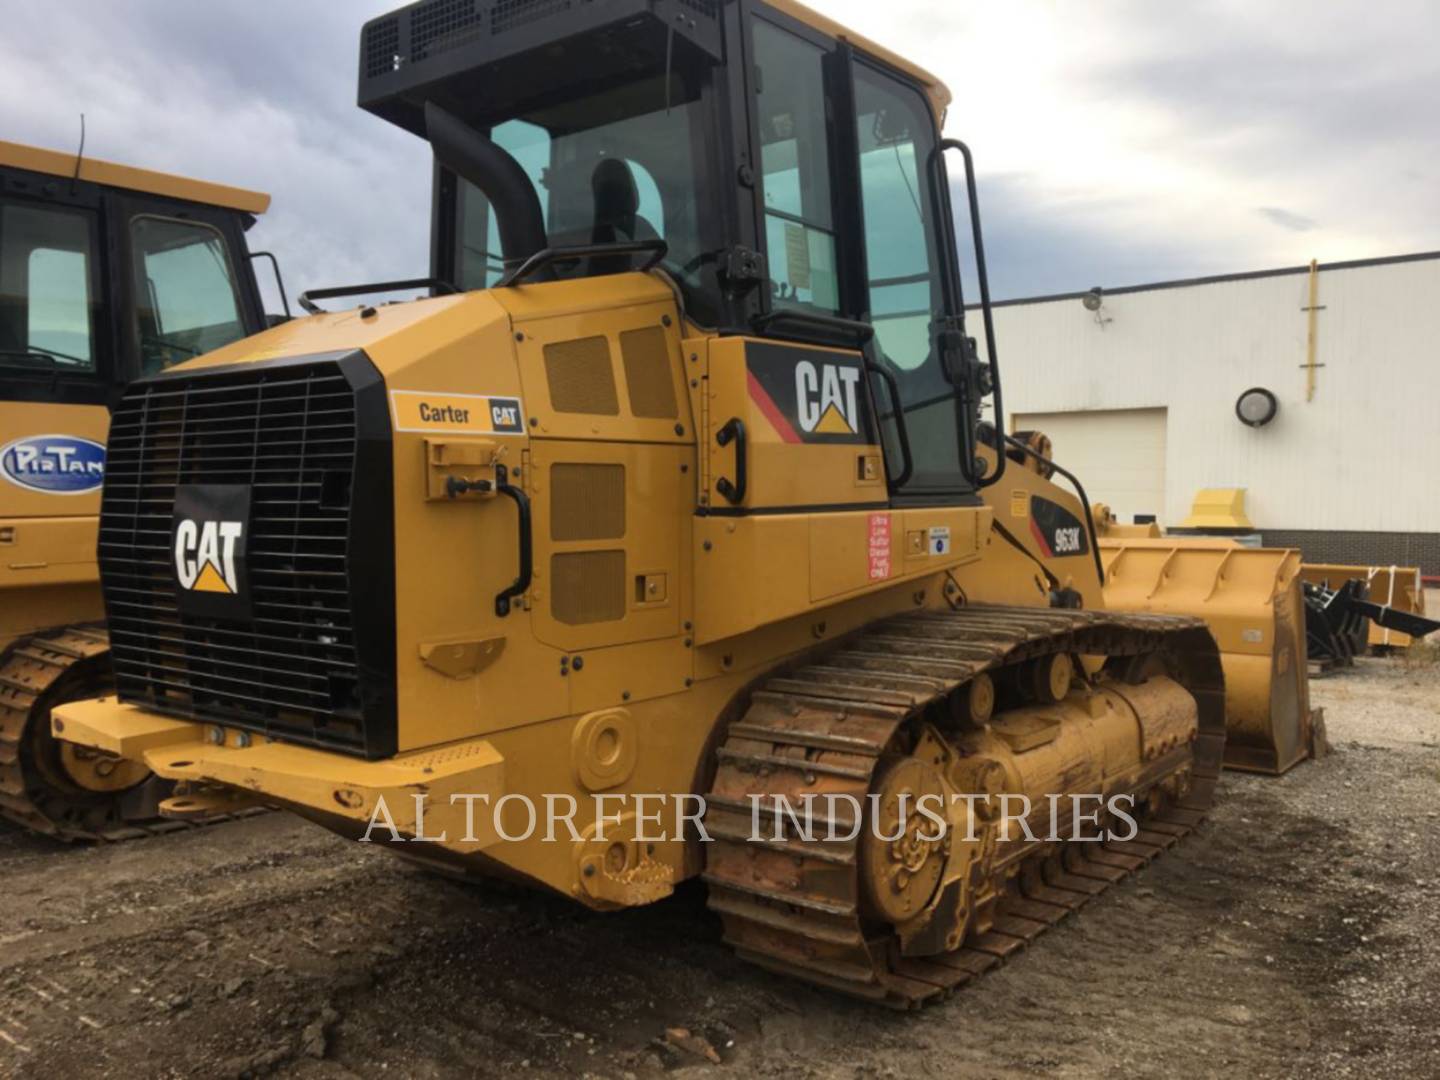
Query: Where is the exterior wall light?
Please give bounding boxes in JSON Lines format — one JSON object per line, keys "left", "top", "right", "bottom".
{"left": 1235, "top": 386, "right": 1279, "bottom": 427}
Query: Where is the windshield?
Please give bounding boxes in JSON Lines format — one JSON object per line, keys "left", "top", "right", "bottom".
{"left": 452, "top": 72, "right": 719, "bottom": 318}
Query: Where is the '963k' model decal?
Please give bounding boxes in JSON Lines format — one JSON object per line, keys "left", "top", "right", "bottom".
{"left": 1029, "top": 494, "right": 1090, "bottom": 558}
{"left": 172, "top": 485, "right": 253, "bottom": 619}
{"left": 744, "top": 342, "right": 873, "bottom": 444}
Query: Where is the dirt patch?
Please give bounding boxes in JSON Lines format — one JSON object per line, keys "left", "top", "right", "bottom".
{"left": 2, "top": 659, "right": 1438, "bottom": 1078}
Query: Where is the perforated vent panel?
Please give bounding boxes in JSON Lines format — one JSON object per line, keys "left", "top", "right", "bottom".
{"left": 492, "top": 0, "right": 572, "bottom": 34}
{"left": 411, "top": 0, "right": 484, "bottom": 60}
{"left": 620, "top": 327, "right": 678, "bottom": 419}
{"left": 544, "top": 337, "right": 619, "bottom": 415}
{"left": 551, "top": 550, "right": 626, "bottom": 624}
{"left": 551, "top": 464, "right": 626, "bottom": 541}
{"left": 363, "top": 17, "right": 401, "bottom": 78}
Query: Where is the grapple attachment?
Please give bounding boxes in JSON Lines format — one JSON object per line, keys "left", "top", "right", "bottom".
{"left": 1299, "top": 563, "right": 1432, "bottom": 649}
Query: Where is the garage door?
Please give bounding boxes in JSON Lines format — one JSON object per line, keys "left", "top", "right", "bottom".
{"left": 1012, "top": 407, "right": 1167, "bottom": 524}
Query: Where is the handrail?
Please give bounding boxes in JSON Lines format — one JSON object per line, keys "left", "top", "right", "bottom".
{"left": 1003, "top": 434, "right": 1105, "bottom": 587}
{"left": 938, "top": 138, "right": 1005, "bottom": 489}
{"left": 247, "top": 251, "right": 292, "bottom": 320}
{"left": 297, "top": 277, "right": 457, "bottom": 315}
{"left": 498, "top": 239, "right": 668, "bottom": 287}
{"left": 865, "top": 360, "right": 914, "bottom": 490}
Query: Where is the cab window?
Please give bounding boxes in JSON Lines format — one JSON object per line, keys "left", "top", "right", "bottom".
{"left": 752, "top": 19, "right": 839, "bottom": 314}
{"left": 854, "top": 62, "right": 966, "bottom": 494}
{"left": 0, "top": 200, "right": 100, "bottom": 374}
{"left": 453, "top": 80, "right": 704, "bottom": 292}
{"left": 130, "top": 216, "right": 245, "bottom": 374}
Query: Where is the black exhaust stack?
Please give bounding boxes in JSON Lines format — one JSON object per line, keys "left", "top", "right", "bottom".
{"left": 423, "top": 102, "right": 552, "bottom": 282}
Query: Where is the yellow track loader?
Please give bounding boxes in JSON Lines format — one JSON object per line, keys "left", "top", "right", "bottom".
{"left": 54, "top": 0, "right": 1225, "bottom": 1004}
{"left": 0, "top": 139, "right": 275, "bottom": 837}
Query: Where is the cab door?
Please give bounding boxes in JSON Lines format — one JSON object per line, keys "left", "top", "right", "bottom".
{"left": 700, "top": 11, "right": 887, "bottom": 518}
{"left": 690, "top": 7, "right": 985, "bottom": 646}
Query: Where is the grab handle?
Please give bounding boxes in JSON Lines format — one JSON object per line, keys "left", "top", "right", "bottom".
{"left": 493, "top": 464, "right": 532, "bottom": 617}
{"left": 714, "top": 418, "right": 747, "bottom": 505}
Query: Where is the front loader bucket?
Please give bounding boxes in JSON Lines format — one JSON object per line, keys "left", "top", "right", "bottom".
{"left": 1100, "top": 539, "right": 1312, "bottom": 774}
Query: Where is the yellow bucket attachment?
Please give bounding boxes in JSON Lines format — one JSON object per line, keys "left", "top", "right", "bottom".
{"left": 1091, "top": 502, "right": 1162, "bottom": 539}
{"left": 1300, "top": 563, "right": 1429, "bottom": 648}
{"left": 1101, "top": 538, "right": 1313, "bottom": 774}
{"left": 1179, "top": 488, "right": 1254, "bottom": 530}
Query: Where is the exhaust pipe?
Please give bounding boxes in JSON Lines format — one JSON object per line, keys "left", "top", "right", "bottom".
{"left": 424, "top": 102, "right": 552, "bottom": 282}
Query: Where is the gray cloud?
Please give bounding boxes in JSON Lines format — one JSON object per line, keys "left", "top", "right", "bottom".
{"left": 4, "top": 1, "right": 1436, "bottom": 308}
{"left": 1257, "top": 207, "right": 1318, "bottom": 232}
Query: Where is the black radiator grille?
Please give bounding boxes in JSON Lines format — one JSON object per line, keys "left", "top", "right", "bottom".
{"left": 100, "top": 352, "right": 397, "bottom": 759}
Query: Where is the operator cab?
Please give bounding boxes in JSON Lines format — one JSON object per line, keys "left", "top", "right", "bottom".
{"left": 360, "top": 0, "right": 1002, "bottom": 505}
{"left": 0, "top": 140, "right": 277, "bottom": 408}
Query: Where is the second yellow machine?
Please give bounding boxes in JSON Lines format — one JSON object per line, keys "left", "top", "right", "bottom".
{"left": 56, "top": 0, "right": 1224, "bottom": 1003}
{"left": 0, "top": 139, "right": 274, "bottom": 837}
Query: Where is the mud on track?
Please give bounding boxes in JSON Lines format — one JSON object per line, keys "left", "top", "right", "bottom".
{"left": 1, "top": 657, "right": 1437, "bottom": 1079}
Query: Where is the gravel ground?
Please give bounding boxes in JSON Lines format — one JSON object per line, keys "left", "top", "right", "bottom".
{"left": 0, "top": 654, "right": 1437, "bottom": 1079}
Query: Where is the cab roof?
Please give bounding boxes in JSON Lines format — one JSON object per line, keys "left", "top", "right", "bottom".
{"left": 0, "top": 140, "right": 271, "bottom": 215}
{"left": 767, "top": 0, "right": 952, "bottom": 120}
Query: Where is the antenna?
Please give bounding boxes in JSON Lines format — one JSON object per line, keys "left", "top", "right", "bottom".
{"left": 70, "top": 113, "right": 86, "bottom": 194}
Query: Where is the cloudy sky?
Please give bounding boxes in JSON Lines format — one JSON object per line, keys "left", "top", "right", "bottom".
{"left": 6, "top": 1, "right": 1438, "bottom": 309}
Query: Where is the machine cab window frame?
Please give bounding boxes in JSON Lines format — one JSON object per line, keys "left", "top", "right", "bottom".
{"left": 108, "top": 190, "right": 266, "bottom": 386}
{"left": 125, "top": 212, "right": 249, "bottom": 377}
{"left": 0, "top": 187, "right": 112, "bottom": 407}
{"left": 428, "top": 44, "right": 735, "bottom": 328}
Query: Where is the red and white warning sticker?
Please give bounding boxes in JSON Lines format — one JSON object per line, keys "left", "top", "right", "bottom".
{"left": 868, "top": 513, "right": 892, "bottom": 580}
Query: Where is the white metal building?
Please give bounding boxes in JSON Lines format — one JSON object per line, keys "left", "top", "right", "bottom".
{"left": 972, "top": 251, "right": 1440, "bottom": 574}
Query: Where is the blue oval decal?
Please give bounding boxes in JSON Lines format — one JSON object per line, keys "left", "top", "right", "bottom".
{"left": 1, "top": 435, "right": 106, "bottom": 495}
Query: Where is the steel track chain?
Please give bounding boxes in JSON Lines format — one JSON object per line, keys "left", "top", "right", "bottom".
{"left": 703, "top": 604, "right": 1225, "bottom": 1007}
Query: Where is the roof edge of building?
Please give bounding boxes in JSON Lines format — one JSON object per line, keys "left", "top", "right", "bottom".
{"left": 970, "top": 249, "right": 1440, "bottom": 311}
